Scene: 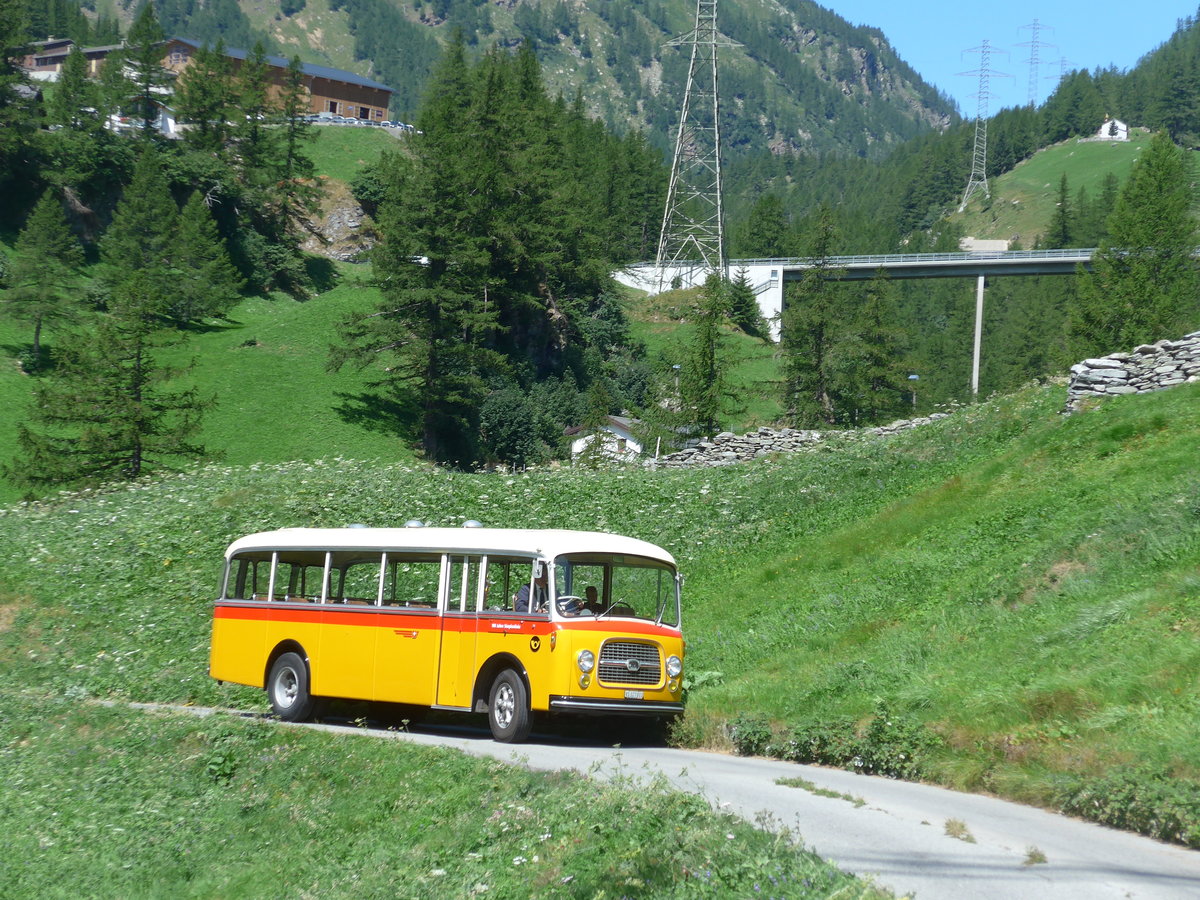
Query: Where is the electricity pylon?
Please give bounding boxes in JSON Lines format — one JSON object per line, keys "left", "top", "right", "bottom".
{"left": 655, "top": 0, "right": 738, "bottom": 290}
{"left": 958, "top": 40, "right": 1009, "bottom": 212}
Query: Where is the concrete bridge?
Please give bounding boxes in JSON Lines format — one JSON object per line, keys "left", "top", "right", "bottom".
{"left": 615, "top": 248, "right": 1096, "bottom": 395}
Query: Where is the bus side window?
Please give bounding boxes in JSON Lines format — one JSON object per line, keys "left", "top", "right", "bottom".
{"left": 230, "top": 556, "right": 270, "bottom": 600}
{"left": 447, "top": 556, "right": 483, "bottom": 613}
{"left": 484, "top": 560, "right": 511, "bottom": 610}
{"left": 336, "top": 555, "right": 383, "bottom": 605}
{"left": 390, "top": 558, "right": 441, "bottom": 608}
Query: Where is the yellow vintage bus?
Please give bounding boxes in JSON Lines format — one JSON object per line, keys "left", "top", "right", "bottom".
{"left": 210, "top": 525, "right": 684, "bottom": 742}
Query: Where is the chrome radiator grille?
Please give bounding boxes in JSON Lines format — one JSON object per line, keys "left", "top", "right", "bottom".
{"left": 598, "top": 641, "right": 662, "bottom": 686}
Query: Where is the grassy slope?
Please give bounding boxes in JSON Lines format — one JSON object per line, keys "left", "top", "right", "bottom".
{"left": 305, "top": 124, "right": 401, "bottom": 183}
{"left": 956, "top": 131, "right": 1148, "bottom": 245}
{"left": 0, "top": 265, "right": 413, "bottom": 505}
{"left": 1, "top": 381, "right": 1198, "bottom": 830}
{"left": 0, "top": 696, "right": 877, "bottom": 899}
{"left": 626, "top": 286, "right": 784, "bottom": 427}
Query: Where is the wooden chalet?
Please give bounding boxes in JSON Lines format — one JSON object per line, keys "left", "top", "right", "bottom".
{"left": 163, "top": 38, "right": 394, "bottom": 122}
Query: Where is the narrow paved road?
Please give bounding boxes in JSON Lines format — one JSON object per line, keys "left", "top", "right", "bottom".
{"left": 146, "top": 706, "right": 1200, "bottom": 899}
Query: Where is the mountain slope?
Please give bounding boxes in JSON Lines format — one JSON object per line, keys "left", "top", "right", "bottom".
{"left": 167, "top": 0, "right": 959, "bottom": 157}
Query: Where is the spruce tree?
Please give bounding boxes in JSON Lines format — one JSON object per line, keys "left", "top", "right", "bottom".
{"left": 831, "top": 271, "right": 910, "bottom": 424}
{"left": 2, "top": 189, "right": 85, "bottom": 370}
{"left": 101, "top": 148, "right": 179, "bottom": 315}
{"left": 680, "top": 274, "right": 734, "bottom": 434}
{"left": 5, "top": 270, "right": 211, "bottom": 490}
{"left": 0, "top": 0, "right": 36, "bottom": 206}
{"left": 125, "top": 2, "right": 169, "bottom": 139}
{"left": 169, "top": 191, "right": 244, "bottom": 323}
{"left": 727, "top": 268, "right": 768, "bottom": 339}
{"left": 174, "top": 40, "right": 236, "bottom": 154}
{"left": 1072, "top": 131, "right": 1200, "bottom": 355}
{"left": 1046, "top": 173, "right": 1072, "bottom": 249}
{"left": 47, "top": 46, "right": 99, "bottom": 130}
{"left": 780, "top": 206, "right": 846, "bottom": 426}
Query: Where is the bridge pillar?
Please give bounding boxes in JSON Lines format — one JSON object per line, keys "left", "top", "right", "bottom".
{"left": 971, "top": 275, "right": 985, "bottom": 397}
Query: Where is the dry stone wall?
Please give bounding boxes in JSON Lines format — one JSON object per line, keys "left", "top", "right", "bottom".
{"left": 649, "top": 414, "right": 951, "bottom": 469}
{"left": 1065, "top": 331, "right": 1200, "bottom": 413}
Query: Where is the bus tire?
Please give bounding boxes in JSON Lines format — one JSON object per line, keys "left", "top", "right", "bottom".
{"left": 268, "top": 652, "right": 315, "bottom": 722}
{"left": 488, "top": 669, "right": 532, "bottom": 743}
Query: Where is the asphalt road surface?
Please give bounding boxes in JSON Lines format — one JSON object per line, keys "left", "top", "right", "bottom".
{"left": 149, "top": 706, "right": 1200, "bottom": 899}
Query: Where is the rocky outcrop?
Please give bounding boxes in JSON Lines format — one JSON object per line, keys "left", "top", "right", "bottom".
{"left": 1065, "top": 332, "right": 1200, "bottom": 413}
{"left": 300, "top": 178, "right": 377, "bottom": 262}
{"left": 648, "top": 414, "right": 951, "bottom": 469}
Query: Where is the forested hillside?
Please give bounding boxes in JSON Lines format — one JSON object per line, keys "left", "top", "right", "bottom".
{"left": 69, "top": 0, "right": 956, "bottom": 159}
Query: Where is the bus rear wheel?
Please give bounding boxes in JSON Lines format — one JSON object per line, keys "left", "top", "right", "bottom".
{"left": 268, "top": 652, "right": 315, "bottom": 722}
{"left": 488, "top": 669, "right": 531, "bottom": 743}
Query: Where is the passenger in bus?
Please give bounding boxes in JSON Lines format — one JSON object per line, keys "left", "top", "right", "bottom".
{"left": 515, "top": 567, "right": 548, "bottom": 613}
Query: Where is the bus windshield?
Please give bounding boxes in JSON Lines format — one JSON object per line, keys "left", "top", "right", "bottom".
{"left": 552, "top": 554, "right": 680, "bottom": 627}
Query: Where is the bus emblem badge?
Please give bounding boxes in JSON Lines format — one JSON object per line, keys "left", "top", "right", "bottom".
{"left": 529, "top": 636, "right": 541, "bottom": 652}
{"left": 626, "top": 658, "right": 641, "bottom": 674}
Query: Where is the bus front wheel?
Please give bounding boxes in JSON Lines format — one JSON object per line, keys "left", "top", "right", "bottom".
{"left": 268, "top": 652, "right": 315, "bottom": 722}
{"left": 488, "top": 669, "right": 531, "bottom": 743}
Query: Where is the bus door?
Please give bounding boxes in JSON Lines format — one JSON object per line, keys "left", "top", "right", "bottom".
{"left": 373, "top": 553, "right": 444, "bottom": 705}
{"left": 436, "top": 554, "right": 483, "bottom": 707}
{"left": 316, "top": 552, "right": 380, "bottom": 700}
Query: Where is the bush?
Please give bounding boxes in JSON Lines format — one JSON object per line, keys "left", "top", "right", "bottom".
{"left": 727, "top": 714, "right": 772, "bottom": 756}
{"left": 776, "top": 717, "right": 860, "bottom": 765}
{"left": 1058, "top": 767, "right": 1200, "bottom": 848}
{"left": 769, "top": 705, "right": 940, "bottom": 779}
{"left": 856, "top": 702, "right": 941, "bottom": 779}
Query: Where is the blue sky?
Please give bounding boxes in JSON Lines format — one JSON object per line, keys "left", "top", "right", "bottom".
{"left": 827, "top": 0, "right": 1197, "bottom": 114}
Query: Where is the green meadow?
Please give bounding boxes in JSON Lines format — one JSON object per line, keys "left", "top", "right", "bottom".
{"left": 2, "top": 377, "right": 1200, "bottom": 886}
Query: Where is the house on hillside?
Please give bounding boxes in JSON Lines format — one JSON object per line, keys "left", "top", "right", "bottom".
{"left": 17, "top": 36, "right": 395, "bottom": 128}
{"left": 21, "top": 38, "right": 122, "bottom": 80}
{"left": 1095, "top": 117, "right": 1129, "bottom": 141}
{"left": 163, "top": 38, "right": 394, "bottom": 122}
{"left": 565, "top": 416, "right": 644, "bottom": 462}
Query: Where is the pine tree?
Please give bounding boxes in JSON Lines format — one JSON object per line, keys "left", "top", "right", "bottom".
{"left": 47, "top": 46, "right": 99, "bottom": 130}
{"left": 1046, "top": 173, "right": 1073, "bottom": 249}
{"left": 169, "top": 191, "right": 244, "bottom": 323}
{"left": 125, "top": 3, "right": 169, "bottom": 139}
{"left": 101, "top": 148, "right": 179, "bottom": 313}
{"left": 1072, "top": 131, "right": 1200, "bottom": 355}
{"left": 2, "top": 189, "right": 86, "bottom": 370}
{"left": 780, "top": 205, "right": 846, "bottom": 426}
{"left": 174, "top": 41, "right": 236, "bottom": 154}
{"left": 680, "top": 274, "right": 735, "bottom": 434}
{"left": 5, "top": 269, "right": 212, "bottom": 490}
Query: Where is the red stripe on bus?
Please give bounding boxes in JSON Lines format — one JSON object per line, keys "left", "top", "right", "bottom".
{"left": 214, "top": 605, "right": 437, "bottom": 628}
{"left": 214, "top": 604, "right": 559, "bottom": 634}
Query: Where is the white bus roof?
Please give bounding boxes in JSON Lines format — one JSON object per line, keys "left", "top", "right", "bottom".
{"left": 224, "top": 527, "right": 677, "bottom": 567}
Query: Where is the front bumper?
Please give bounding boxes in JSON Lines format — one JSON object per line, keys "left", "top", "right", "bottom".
{"left": 548, "top": 696, "right": 684, "bottom": 717}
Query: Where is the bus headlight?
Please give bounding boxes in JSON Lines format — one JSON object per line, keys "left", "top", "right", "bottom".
{"left": 666, "top": 655, "right": 682, "bottom": 678}
{"left": 577, "top": 650, "right": 595, "bottom": 674}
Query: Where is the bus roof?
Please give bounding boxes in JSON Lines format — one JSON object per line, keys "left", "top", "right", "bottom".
{"left": 224, "top": 527, "right": 677, "bottom": 567}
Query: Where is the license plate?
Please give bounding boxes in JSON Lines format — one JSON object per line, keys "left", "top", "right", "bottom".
{"left": 624, "top": 690, "right": 644, "bottom": 700}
